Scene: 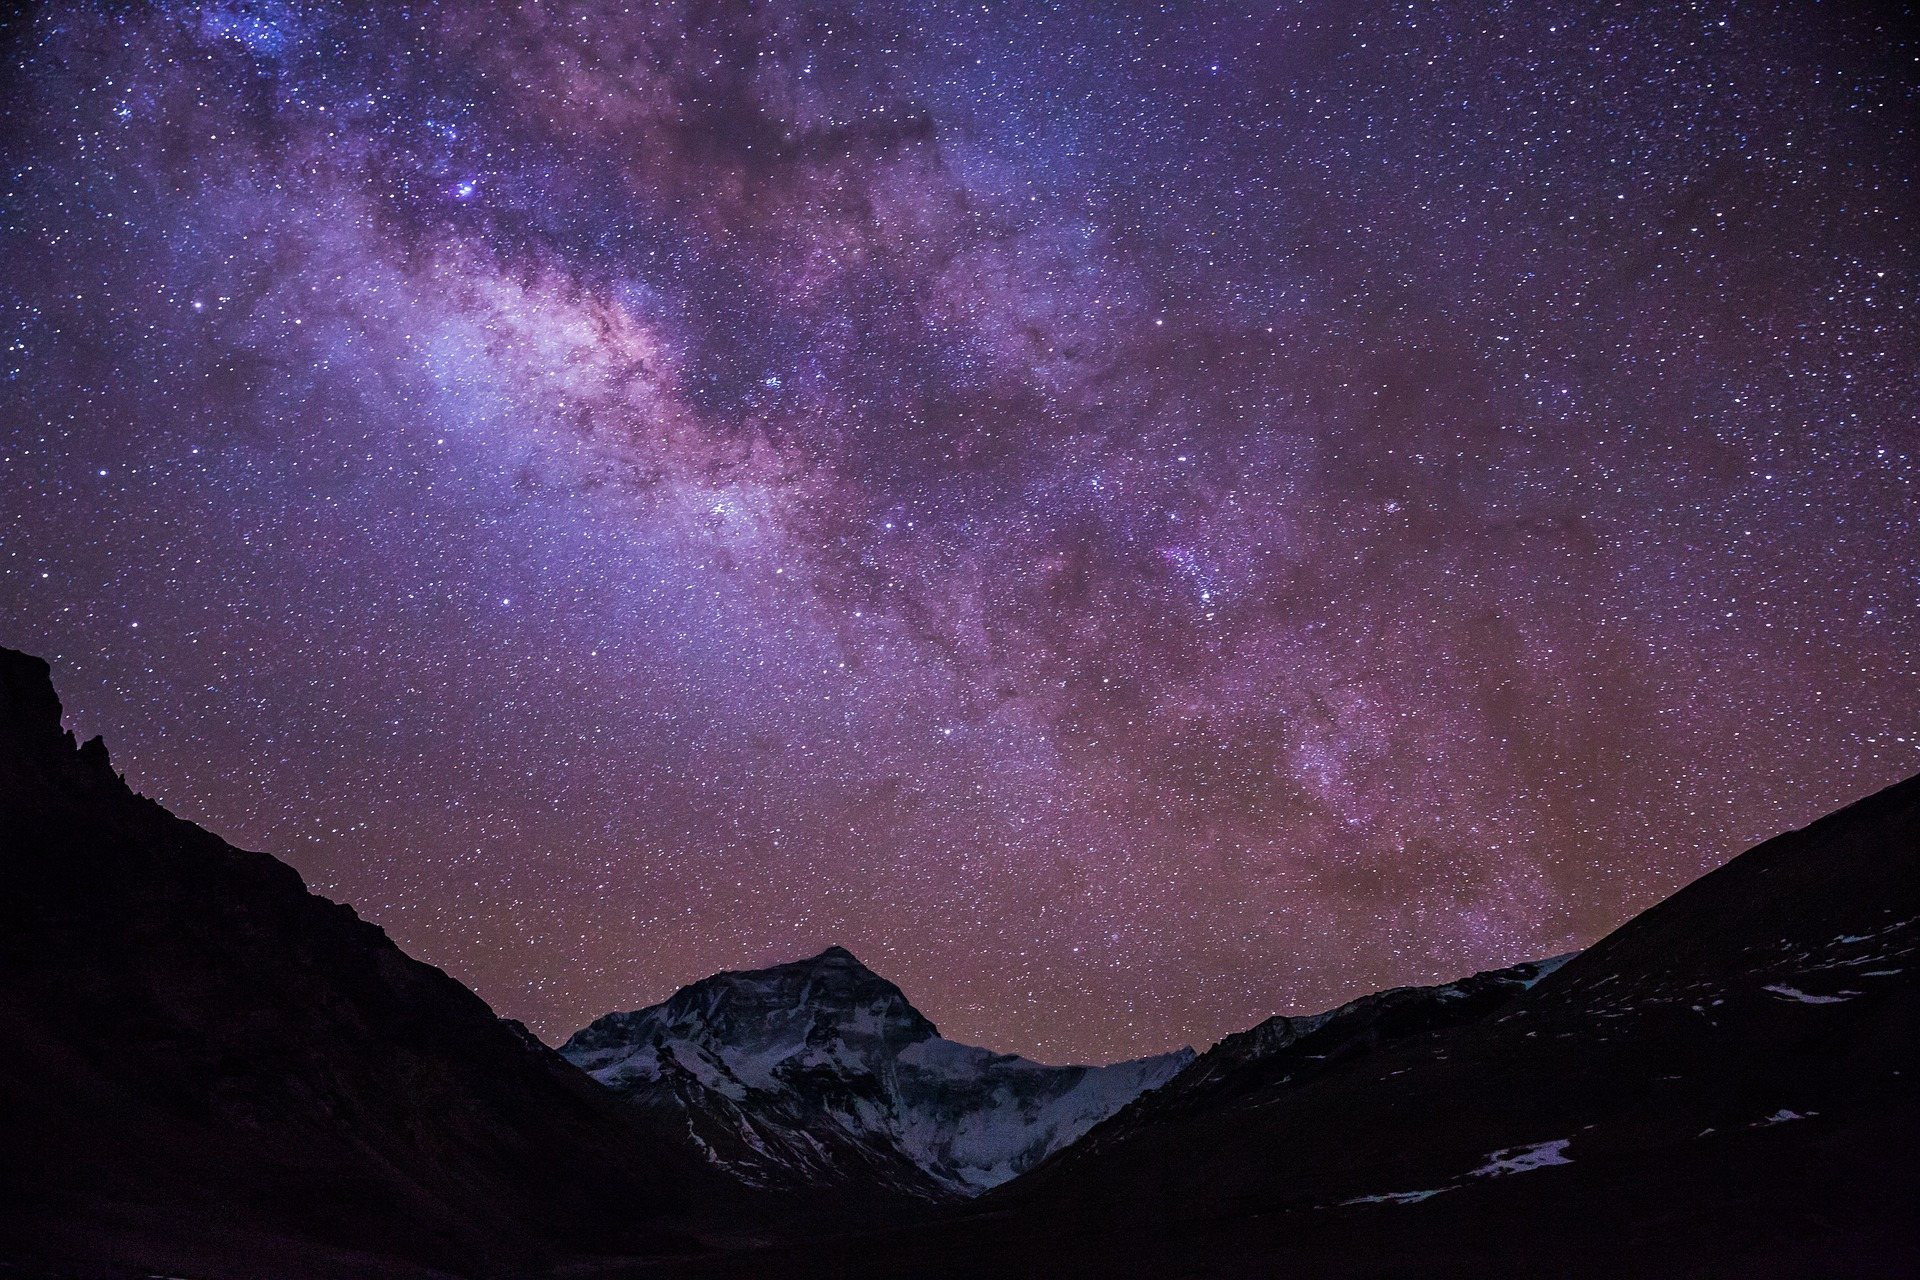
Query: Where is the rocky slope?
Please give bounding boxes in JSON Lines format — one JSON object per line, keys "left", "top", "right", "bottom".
{"left": 562, "top": 948, "right": 1194, "bottom": 1199}
{"left": 0, "top": 648, "right": 729, "bottom": 1280}
{"left": 1055, "top": 951, "right": 1574, "bottom": 1166}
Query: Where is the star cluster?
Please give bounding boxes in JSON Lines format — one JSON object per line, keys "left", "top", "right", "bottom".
{"left": 2, "top": 0, "right": 1914, "bottom": 1061}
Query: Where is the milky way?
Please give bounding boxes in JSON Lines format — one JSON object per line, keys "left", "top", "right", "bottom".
{"left": 2, "top": 1, "right": 1914, "bottom": 1061}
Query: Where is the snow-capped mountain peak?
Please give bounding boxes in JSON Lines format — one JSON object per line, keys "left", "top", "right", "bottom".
{"left": 562, "top": 949, "right": 1194, "bottom": 1198}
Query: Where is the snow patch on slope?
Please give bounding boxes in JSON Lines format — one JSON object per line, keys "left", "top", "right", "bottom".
{"left": 1470, "top": 1139, "right": 1573, "bottom": 1177}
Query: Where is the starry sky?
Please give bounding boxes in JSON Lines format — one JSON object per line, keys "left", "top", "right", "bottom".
{"left": 2, "top": 0, "right": 1915, "bottom": 1063}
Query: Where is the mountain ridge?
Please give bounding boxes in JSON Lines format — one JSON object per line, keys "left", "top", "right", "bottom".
{"left": 1037, "top": 950, "right": 1575, "bottom": 1177}
{"left": 0, "top": 646, "right": 731, "bottom": 1278}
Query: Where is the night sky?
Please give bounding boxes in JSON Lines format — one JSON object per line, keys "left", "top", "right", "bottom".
{"left": 2, "top": 1, "right": 1914, "bottom": 1063}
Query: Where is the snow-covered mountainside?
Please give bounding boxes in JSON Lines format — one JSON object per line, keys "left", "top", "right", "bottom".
{"left": 561, "top": 947, "right": 1194, "bottom": 1198}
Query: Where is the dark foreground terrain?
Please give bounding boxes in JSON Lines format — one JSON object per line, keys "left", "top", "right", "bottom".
{"left": 2, "top": 640, "right": 1914, "bottom": 1278}
{"left": 0, "top": 647, "right": 733, "bottom": 1279}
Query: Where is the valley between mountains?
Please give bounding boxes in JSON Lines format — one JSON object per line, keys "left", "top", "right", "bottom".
{"left": 2, "top": 645, "right": 1914, "bottom": 1278}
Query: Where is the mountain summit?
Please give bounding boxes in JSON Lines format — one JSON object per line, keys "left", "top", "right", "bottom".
{"left": 562, "top": 948, "right": 1194, "bottom": 1198}
{"left": 571, "top": 945, "right": 941, "bottom": 1068}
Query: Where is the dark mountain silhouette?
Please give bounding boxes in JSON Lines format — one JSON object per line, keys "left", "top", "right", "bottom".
{"left": 1046, "top": 950, "right": 1574, "bottom": 1166}
{"left": 0, "top": 647, "right": 731, "bottom": 1279}
{"left": 601, "top": 772, "right": 1920, "bottom": 1278}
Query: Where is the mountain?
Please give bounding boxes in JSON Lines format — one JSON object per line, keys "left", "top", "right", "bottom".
{"left": 608, "top": 773, "right": 1920, "bottom": 1279}
{"left": 561, "top": 947, "right": 1194, "bottom": 1201}
{"left": 0, "top": 647, "right": 731, "bottom": 1280}
{"left": 6, "top": 633, "right": 1913, "bottom": 1278}
{"left": 1056, "top": 951, "right": 1574, "bottom": 1165}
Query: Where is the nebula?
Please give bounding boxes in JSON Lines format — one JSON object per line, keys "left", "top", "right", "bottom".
{"left": 1, "top": 0, "right": 1912, "bottom": 1061}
